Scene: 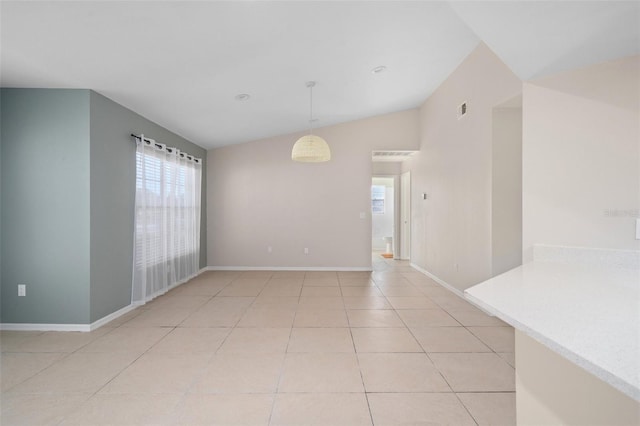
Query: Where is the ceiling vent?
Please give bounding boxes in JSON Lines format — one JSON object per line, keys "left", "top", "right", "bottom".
{"left": 372, "top": 151, "right": 417, "bottom": 162}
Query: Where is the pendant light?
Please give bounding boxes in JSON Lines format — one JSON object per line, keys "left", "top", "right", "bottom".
{"left": 291, "top": 81, "right": 331, "bottom": 162}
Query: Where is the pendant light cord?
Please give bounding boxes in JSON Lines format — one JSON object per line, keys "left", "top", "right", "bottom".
{"left": 292, "top": 80, "right": 330, "bottom": 162}
{"left": 309, "top": 83, "right": 314, "bottom": 134}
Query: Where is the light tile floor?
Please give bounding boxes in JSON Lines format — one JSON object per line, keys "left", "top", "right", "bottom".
{"left": 0, "top": 257, "right": 516, "bottom": 425}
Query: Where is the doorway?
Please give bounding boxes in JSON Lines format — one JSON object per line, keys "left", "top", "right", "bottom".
{"left": 371, "top": 151, "right": 416, "bottom": 264}
{"left": 371, "top": 177, "right": 396, "bottom": 258}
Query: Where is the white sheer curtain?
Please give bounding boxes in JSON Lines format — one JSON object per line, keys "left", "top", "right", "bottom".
{"left": 132, "top": 136, "right": 202, "bottom": 304}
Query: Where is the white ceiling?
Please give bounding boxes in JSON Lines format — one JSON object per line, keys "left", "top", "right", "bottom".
{"left": 2, "top": 1, "right": 638, "bottom": 150}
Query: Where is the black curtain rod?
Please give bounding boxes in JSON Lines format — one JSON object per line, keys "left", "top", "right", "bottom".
{"left": 131, "top": 133, "right": 202, "bottom": 163}
{"left": 131, "top": 133, "right": 164, "bottom": 150}
{"left": 131, "top": 133, "right": 153, "bottom": 143}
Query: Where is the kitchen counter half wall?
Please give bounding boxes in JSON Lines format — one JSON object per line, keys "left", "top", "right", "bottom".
{"left": 464, "top": 245, "right": 640, "bottom": 402}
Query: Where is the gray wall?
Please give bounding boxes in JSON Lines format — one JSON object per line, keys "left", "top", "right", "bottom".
{"left": 1, "top": 89, "right": 91, "bottom": 324}
{"left": 0, "top": 88, "right": 207, "bottom": 325}
{"left": 89, "top": 91, "right": 207, "bottom": 322}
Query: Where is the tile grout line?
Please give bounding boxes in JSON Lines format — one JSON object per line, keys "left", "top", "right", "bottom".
{"left": 395, "top": 273, "right": 482, "bottom": 426}
{"left": 346, "top": 299, "right": 376, "bottom": 426}
{"left": 266, "top": 272, "right": 303, "bottom": 425}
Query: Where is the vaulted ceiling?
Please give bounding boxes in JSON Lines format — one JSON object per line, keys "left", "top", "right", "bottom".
{"left": 2, "top": 1, "right": 638, "bottom": 149}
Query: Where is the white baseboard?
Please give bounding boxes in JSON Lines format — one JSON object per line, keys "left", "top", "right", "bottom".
{"left": 409, "top": 263, "right": 465, "bottom": 298}
{"left": 205, "top": 266, "right": 373, "bottom": 272}
{"left": 0, "top": 323, "right": 92, "bottom": 332}
{"left": 0, "top": 304, "right": 137, "bottom": 332}
{"left": 0, "top": 267, "right": 209, "bottom": 332}
{"left": 410, "top": 263, "right": 498, "bottom": 316}
{"left": 88, "top": 304, "right": 138, "bottom": 331}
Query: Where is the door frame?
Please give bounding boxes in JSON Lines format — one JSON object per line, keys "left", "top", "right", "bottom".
{"left": 400, "top": 171, "right": 411, "bottom": 260}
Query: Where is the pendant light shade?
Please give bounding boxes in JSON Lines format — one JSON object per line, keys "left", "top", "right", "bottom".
{"left": 291, "top": 135, "right": 331, "bottom": 162}
{"left": 292, "top": 81, "right": 331, "bottom": 162}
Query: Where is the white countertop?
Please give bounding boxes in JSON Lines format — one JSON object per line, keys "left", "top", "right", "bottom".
{"left": 465, "top": 260, "right": 640, "bottom": 401}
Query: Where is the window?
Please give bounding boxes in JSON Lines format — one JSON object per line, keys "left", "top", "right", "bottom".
{"left": 372, "top": 185, "right": 386, "bottom": 214}
{"left": 132, "top": 139, "right": 202, "bottom": 304}
{"left": 134, "top": 152, "right": 198, "bottom": 267}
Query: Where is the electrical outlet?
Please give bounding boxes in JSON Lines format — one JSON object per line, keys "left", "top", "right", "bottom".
{"left": 304, "top": 248, "right": 309, "bottom": 255}
{"left": 18, "top": 284, "right": 26, "bottom": 297}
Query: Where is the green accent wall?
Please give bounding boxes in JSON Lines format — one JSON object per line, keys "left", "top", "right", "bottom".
{"left": 1, "top": 89, "right": 91, "bottom": 324}
{"left": 0, "top": 88, "right": 207, "bottom": 325}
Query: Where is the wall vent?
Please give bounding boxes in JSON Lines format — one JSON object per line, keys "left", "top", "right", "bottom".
{"left": 372, "top": 151, "right": 417, "bottom": 162}
{"left": 457, "top": 101, "right": 468, "bottom": 119}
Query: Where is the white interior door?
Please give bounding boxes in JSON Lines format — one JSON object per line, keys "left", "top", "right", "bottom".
{"left": 400, "top": 171, "right": 411, "bottom": 260}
